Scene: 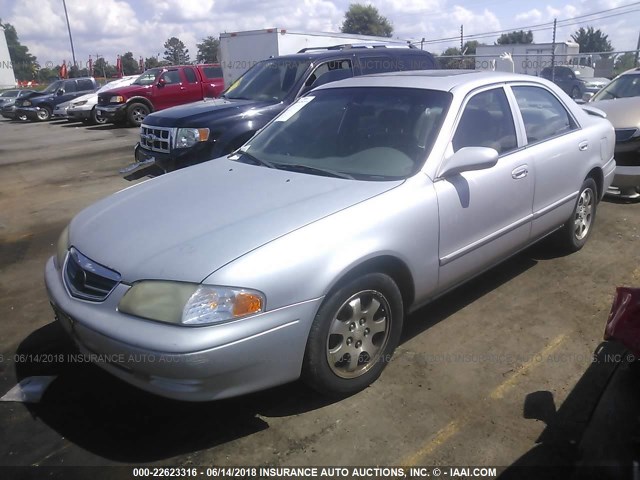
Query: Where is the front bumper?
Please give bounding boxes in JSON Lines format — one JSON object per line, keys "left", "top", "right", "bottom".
{"left": 52, "top": 106, "right": 68, "bottom": 118}
{"left": 45, "top": 256, "right": 321, "bottom": 401}
{"left": 610, "top": 139, "right": 640, "bottom": 194}
{"left": 121, "top": 142, "right": 217, "bottom": 181}
{"left": 96, "top": 103, "right": 127, "bottom": 123}
{"left": 1, "top": 105, "right": 16, "bottom": 119}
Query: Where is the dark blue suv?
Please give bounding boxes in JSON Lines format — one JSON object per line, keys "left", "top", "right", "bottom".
{"left": 122, "top": 43, "right": 438, "bottom": 180}
{"left": 15, "top": 77, "right": 98, "bottom": 121}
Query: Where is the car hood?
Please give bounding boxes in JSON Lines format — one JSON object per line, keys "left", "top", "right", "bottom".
{"left": 69, "top": 157, "right": 402, "bottom": 284}
{"left": 70, "top": 92, "right": 98, "bottom": 106}
{"left": 142, "top": 98, "right": 280, "bottom": 127}
{"left": 590, "top": 97, "right": 640, "bottom": 128}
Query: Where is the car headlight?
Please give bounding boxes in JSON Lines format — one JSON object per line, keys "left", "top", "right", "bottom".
{"left": 72, "top": 100, "right": 87, "bottom": 106}
{"left": 109, "top": 95, "right": 125, "bottom": 103}
{"left": 175, "top": 128, "right": 210, "bottom": 149}
{"left": 118, "top": 281, "right": 265, "bottom": 326}
{"left": 22, "top": 100, "right": 32, "bottom": 106}
{"left": 55, "top": 225, "right": 70, "bottom": 269}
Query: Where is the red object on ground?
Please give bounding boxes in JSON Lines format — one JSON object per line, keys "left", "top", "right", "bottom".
{"left": 604, "top": 287, "right": 640, "bottom": 355}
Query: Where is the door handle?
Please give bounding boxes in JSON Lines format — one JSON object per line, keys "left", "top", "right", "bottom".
{"left": 511, "top": 165, "right": 529, "bottom": 179}
{"left": 579, "top": 141, "right": 589, "bottom": 151}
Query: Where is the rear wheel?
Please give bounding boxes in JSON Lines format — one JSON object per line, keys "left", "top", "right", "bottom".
{"left": 36, "top": 105, "right": 52, "bottom": 121}
{"left": 303, "top": 273, "right": 404, "bottom": 396}
{"left": 555, "top": 178, "right": 597, "bottom": 252}
{"left": 127, "top": 103, "right": 149, "bottom": 127}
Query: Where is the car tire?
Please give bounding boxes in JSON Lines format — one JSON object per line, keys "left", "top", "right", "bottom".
{"left": 555, "top": 177, "right": 597, "bottom": 252}
{"left": 302, "top": 272, "right": 404, "bottom": 396}
{"left": 36, "top": 105, "right": 52, "bottom": 122}
{"left": 571, "top": 86, "right": 581, "bottom": 99}
{"left": 127, "top": 103, "right": 149, "bottom": 127}
{"left": 91, "top": 107, "right": 107, "bottom": 125}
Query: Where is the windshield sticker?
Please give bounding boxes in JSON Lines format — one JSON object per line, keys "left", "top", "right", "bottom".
{"left": 275, "top": 96, "right": 315, "bottom": 122}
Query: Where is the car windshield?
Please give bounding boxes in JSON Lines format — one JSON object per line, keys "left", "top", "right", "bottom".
{"left": 43, "top": 81, "right": 63, "bottom": 93}
{"left": 592, "top": 74, "right": 640, "bottom": 100}
{"left": 0, "top": 90, "right": 19, "bottom": 97}
{"left": 222, "top": 58, "right": 311, "bottom": 102}
{"left": 232, "top": 87, "right": 452, "bottom": 180}
{"left": 133, "top": 68, "right": 161, "bottom": 86}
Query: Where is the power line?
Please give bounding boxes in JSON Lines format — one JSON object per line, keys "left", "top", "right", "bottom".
{"left": 414, "top": 1, "right": 640, "bottom": 46}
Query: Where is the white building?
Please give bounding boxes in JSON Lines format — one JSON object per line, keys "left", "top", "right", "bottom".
{"left": 0, "top": 26, "right": 17, "bottom": 89}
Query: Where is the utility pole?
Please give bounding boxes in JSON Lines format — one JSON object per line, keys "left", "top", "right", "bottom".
{"left": 635, "top": 30, "right": 640, "bottom": 67}
{"left": 62, "top": 0, "right": 77, "bottom": 69}
{"left": 551, "top": 18, "right": 557, "bottom": 82}
{"left": 460, "top": 25, "right": 463, "bottom": 52}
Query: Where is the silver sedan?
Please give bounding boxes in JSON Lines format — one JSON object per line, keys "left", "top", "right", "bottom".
{"left": 45, "top": 71, "right": 615, "bottom": 400}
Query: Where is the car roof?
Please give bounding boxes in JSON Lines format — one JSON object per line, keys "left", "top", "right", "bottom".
{"left": 312, "top": 69, "right": 549, "bottom": 93}
{"left": 275, "top": 47, "right": 434, "bottom": 62}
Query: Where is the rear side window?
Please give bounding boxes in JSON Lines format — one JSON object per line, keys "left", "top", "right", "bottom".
{"left": 62, "top": 81, "right": 76, "bottom": 93}
{"left": 512, "top": 86, "right": 577, "bottom": 143}
{"left": 305, "top": 60, "right": 353, "bottom": 89}
{"left": 76, "top": 79, "right": 94, "bottom": 91}
{"left": 359, "top": 56, "right": 395, "bottom": 74}
{"left": 398, "top": 53, "right": 436, "bottom": 71}
{"left": 202, "top": 66, "right": 223, "bottom": 79}
{"left": 452, "top": 88, "right": 517, "bottom": 155}
{"left": 183, "top": 67, "right": 198, "bottom": 83}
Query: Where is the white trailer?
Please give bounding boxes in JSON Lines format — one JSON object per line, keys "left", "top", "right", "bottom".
{"left": 475, "top": 41, "right": 582, "bottom": 76}
{"left": 219, "top": 28, "right": 411, "bottom": 86}
{"left": 0, "top": 26, "right": 17, "bottom": 89}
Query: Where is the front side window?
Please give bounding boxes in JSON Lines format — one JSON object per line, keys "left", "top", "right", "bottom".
{"left": 133, "top": 69, "right": 162, "bottom": 86}
{"left": 76, "top": 79, "right": 94, "bottom": 91}
{"left": 233, "top": 87, "right": 452, "bottom": 180}
{"left": 62, "top": 81, "right": 76, "bottom": 93}
{"left": 512, "top": 86, "right": 577, "bottom": 143}
{"left": 223, "top": 58, "right": 311, "bottom": 102}
{"left": 304, "top": 60, "right": 353, "bottom": 90}
{"left": 161, "top": 70, "right": 181, "bottom": 84}
{"left": 452, "top": 88, "right": 517, "bottom": 155}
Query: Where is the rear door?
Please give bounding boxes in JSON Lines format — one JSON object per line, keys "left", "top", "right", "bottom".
{"left": 180, "top": 67, "right": 206, "bottom": 103}
{"left": 435, "top": 86, "right": 534, "bottom": 291}
{"left": 200, "top": 65, "right": 225, "bottom": 97}
{"left": 509, "top": 84, "right": 585, "bottom": 238}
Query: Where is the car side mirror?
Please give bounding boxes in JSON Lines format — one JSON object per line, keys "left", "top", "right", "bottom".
{"left": 56, "top": 89, "right": 64, "bottom": 96}
{"left": 157, "top": 78, "right": 166, "bottom": 88}
{"left": 438, "top": 146, "right": 499, "bottom": 177}
{"left": 582, "top": 92, "right": 594, "bottom": 102}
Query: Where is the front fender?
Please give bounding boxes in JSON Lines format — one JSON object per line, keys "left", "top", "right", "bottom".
{"left": 126, "top": 96, "right": 154, "bottom": 112}
{"left": 203, "top": 174, "right": 440, "bottom": 312}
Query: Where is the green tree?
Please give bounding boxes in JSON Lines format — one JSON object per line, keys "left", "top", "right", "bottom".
{"left": 120, "top": 51, "right": 139, "bottom": 75}
{"left": 438, "top": 42, "right": 477, "bottom": 69}
{"left": 462, "top": 40, "right": 479, "bottom": 55}
{"left": 496, "top": 30, "right": 533, "bottom": 45}
{"left": 94, "top": 57, "right": 116, "bottom": 78}
{"left": 614, "top": 52, "right": 637, "bottom": 76}
{"left": 0, "top": 19, "right": 38, "bottom": 80}
{"left": 163, "top": 37, "right": 190, "bottom": 64}
{"left": 571, "top": 27, "right": 613, "bottom": 53}
{"left": 37, "top": 67, "right": 59, "bottom": 82}
{"left": 341, "top": 3, "right": 393, "bottom": 37}
{"left": 196, "top": 36, "right": 220, "bottom": 63}
{"left": 144, "top": 56, "right": 160, "bottom": 70}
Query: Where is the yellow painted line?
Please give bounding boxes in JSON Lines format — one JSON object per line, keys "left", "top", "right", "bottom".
{"left": 490, "top": 333, "right": 567, "bottom": 400}
{"left": 399, "top": 420, "right": 459, "bottom": 467}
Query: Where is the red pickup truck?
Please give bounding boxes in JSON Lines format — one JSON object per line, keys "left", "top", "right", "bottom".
{"left": 96, "top": 64, "right": 224, "bottom": 127}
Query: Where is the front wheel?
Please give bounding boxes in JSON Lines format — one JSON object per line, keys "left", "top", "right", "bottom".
{"left": 555, "top": 178, "right": 597, "bottom": 252}
{"left": 90, "top": 107, "right": 107, "bottom": 125}
{"left": 35, "top": 105, "right": 52, "bottom": 121}
{"left": 127, "top": 103, "right": 149, "bottom": 127}
{"left": 303, "top": 273, "right": 404, "bottom": 396}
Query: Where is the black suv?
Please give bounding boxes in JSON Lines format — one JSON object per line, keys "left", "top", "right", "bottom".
{"left": 122, "top": 44, "right": 437, "bottom": 180}
{"left": 15, "top": 77, "right": 98, "bottom": 121}
{"left": 540, "top": 66, "right": 609, "bottom": 100}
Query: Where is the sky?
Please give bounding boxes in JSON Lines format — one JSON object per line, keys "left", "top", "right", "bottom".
{"left": 1, "top": 0, "right": 639, "bottom": 69}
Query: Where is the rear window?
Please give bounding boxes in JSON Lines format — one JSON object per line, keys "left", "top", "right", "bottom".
{"left": 202, "top": 66, "right": 223, "bottom": 79}
{"left": 76, "top": 79, "right": 95, "bottom": 91}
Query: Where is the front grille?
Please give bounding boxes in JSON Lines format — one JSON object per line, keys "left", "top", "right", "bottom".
{"left": 615, "top": 128, "right": 639, "bottom": 143}
{"left": 140, "top": 125, "right": 173, "bottom": 153}
{"left": 64, "top": 248, "right": 121, "bottom": 302}
{"left": 97, "top": 94, "right": 110, "bottom": 106}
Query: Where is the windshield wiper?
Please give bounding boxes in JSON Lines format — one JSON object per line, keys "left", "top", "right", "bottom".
{"left": 274, "top": 163, "right": 354, "bottom": 179}
{"left": 231, "top": 151, "right": 276, "bottom": 169}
